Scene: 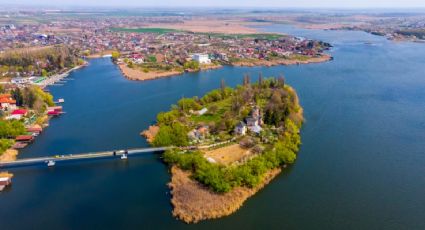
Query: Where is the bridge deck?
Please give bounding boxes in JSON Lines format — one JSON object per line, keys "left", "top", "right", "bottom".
{"left": 0, "top": 147, "right": 171, "bottom": 169}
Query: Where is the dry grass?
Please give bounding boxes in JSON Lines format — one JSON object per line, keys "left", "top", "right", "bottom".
{"left": 0, "top": 171, "right": 13, "bottom": 178}
{"left": 141, "top": 125, "right": 159, "bottom": 143}
{"left": 169, "top": 166, "right": 282, "bottom": 223}
{"left": 0, "top": 149, "right": 18, "bottom": 162}
{"left": 203, "top": 144, "right": 253, "bottom": 165}
{"left": 118, "top": 63, "right": 182, "bottom": 81}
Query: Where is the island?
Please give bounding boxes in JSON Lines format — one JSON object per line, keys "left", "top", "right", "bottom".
{"left": 110, "top": 30, "right": 332, "bottom": 81}
{"left": 142, "top": 74, "right": 303, "bottom": 223}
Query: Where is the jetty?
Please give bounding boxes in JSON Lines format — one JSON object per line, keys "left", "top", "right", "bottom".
{"left": 0, "top": 147, "right": 171, "bottom": 169}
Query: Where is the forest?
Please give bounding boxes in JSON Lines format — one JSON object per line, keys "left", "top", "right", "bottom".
{"left": 0, "top": 45, "right": 82, "bottom": 78}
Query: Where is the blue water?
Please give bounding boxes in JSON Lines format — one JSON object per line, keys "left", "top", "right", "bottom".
{"left": 1, "top": 25, "right": 425, "bottom": 229}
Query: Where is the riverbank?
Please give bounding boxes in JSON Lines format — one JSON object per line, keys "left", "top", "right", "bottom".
{"left": 169, "top": 166, "right": 283, "bottom": 223}
{"left": 231, "top": 54, "right": 332, "bottom": 67}
{"left": 118, "top": 63, "right": 222, "bottom": 81}
{"left": 38, "top": 63, "right": 87, "bottom": 88}
{"left": 118, "top": 55, "right": 330, "bottom": 81}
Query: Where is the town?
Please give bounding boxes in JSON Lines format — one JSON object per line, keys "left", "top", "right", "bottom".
{"left": 0, "top": 10, "right": 332, "bottom": 81}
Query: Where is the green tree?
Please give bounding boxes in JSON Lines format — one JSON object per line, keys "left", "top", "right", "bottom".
{"left": 147, "top": 55, "right": 157, "bottom": 63}
{"left": 41, "top": 69, "right": 48, "bottom": 77}
{"left": 111, "top": 51, "right": 120, "bottom": 61}
{"left": 0, "top": 139, "right": 14, "bottom": 155}
{"left": 178, "top": 97, "right": 201, "bottom": 112}
{"left": 11, "top": 88, "right": 23, "bottom": 106}
{"left": 0, "top": 120, "right": 26, "bottom": 139}
{"left": 183, "top": 60, "right": 200, "bottom": 70}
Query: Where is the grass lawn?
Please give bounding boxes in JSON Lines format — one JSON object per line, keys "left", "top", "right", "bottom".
{"left": 191, "top": 98, "right": 232, "bottom": 123}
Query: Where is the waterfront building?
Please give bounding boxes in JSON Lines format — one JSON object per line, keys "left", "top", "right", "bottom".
{"left": 0, "top": 94, "right": 16, "bottom": 111}
{"left": 192, "top": 53, "right": 211, "bottom": 64}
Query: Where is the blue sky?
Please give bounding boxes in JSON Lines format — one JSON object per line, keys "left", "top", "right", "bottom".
{"left": 2, "top": 0, "right": 425, "bottom": 8}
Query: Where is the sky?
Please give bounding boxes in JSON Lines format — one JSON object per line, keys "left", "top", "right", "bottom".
{"left": 2, "top": 0, "right": 425, "bottom": 8}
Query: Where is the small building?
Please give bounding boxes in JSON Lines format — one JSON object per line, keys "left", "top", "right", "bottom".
{"left": 245, "top": 106, "right": 263, "bottom": 134}
{"left": 7, "top": 109, "right": 28, "bottom": 120}
{"left": 196, "top": 108, "right": 208, "bottom": 116}
{"left": 27, "top": 125, "right": 43, "bottom": 134}
{"left": 188, "top": 126, "right": 209, "bottom": 141}
{"left": 15, "top": 135, "right": 34, "bottom": 143}
{"left": 192, "top": 53, "right": 211, "bottom": 64}
{"left": 0, "top": 94, "right": 16, "bottom": 111}
{"left": 246, "top": 117, "right": 259, "bottom": 127}
{"left": 248, "top": 124, "right": 262, "bottom": 134}
{"left": 234, "top": 121, "right": 247, "bottom": 136}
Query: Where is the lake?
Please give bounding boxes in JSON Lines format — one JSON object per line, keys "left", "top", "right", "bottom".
{"left": 1, "top": 25, "right": 425, "bottom": 229}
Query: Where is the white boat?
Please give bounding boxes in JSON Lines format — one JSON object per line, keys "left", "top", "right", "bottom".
{"left": 47, "top": 160, "right": 56, "bottom": 167}
{"left": 121, "top": 154, "right": 128, "bottom": 160}
{"left": 57, "top": 98, "right": 65, "bottom": 103}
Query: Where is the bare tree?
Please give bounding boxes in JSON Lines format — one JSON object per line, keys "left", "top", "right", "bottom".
{"left": 258, "top": 72, "right": 263, "bottom": 86}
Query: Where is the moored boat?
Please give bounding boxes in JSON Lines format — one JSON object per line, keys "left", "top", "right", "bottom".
{"left": 0, "top": 172, "right": 13, "bottom": 192}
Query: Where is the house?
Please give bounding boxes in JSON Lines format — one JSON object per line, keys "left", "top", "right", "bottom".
{"left": 15, "top": 135, "right": 34, "bottom": 143}
{"left": 0, "top": 94, "right": 16, "bottom": 111}
{"left": 11, "top": 109, "right": 27, "bottom": 116}
{"left": 234, "top": 121, "right": 247, "bottom": 136}
{"left": 26, "top": 125, "right": 43, "bottom": 134}
{"left": 196, "top": 108, "right": 208, "bottom": 116}
{"left": 7, "top": 109, "right": 28, "bottom": 120}
{"left": 245, "top": 106, "right": 263, "bottom": 134}
{"left": 192, "top": 53, "right": 211, "bottom": 64}
{"left": 188, "top": 126, "right": 209, "bottom": 141}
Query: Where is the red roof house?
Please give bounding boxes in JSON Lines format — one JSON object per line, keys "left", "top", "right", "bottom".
{"left": 11, "top": 109, "right": 28, "bottom": 115}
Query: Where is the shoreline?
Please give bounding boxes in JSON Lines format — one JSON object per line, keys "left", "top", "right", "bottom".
{"left": 117, "top": 55, "right": 330, "bottom": 81}
{"left": 38, "top": 63, "right": 87, "bottom": 88}
{"left": 118, "top": 63, "right": 223, "bottom": 81}
{"left": 231, "top": 54, "right": 332, "bottom": 67}
{"left": 145, "top": 84, "right": 303, "bottom": 223}
{"left": 169, "top": 166, "right": 283, "bottom": 223}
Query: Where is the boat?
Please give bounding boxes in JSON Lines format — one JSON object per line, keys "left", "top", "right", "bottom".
{"left": 121, "top": 154, "right": 128, "bottom": 160}
{"left": 57, "top": 98, "right": 65, "bottom": 103}
{"left": 0, "top": 172, "right": 13, "bottom": 192}
{"left": 47, "top": 160, "right": 56, "bottom": 167}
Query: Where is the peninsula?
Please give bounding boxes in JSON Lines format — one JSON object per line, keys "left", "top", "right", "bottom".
{"left": 143, "top": 74, "right": 303, "bottom": 223}
{"left": 111, "top": 31, "right": 332, "bottom": 81}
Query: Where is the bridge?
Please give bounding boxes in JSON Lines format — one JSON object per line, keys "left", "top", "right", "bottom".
{"left": 0, "top": 147, "right": 173, "bottom": 169}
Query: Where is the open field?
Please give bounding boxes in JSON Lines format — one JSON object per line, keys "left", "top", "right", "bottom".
{"left": 143, "top": 18, "right": 259, "bottom": 34}
{"left": 110, "top": 27, "right": 181, "bottom": 34}
{"left": 204, "top": 144, "right": 252, "bottom": 165}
